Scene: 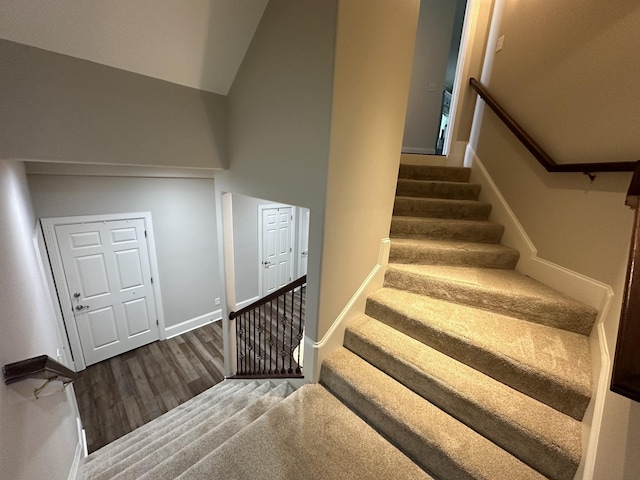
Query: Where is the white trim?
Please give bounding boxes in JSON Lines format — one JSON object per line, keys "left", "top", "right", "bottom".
{"left": 304, "top": 238, "right": 391, "bottom": 382}
{"left": 164, "top": 311, "right": 222, "bottom": 339}
{"left": 257, "top": 203, "right": 297, "bottom": 298}
{"left": 66, "top": 440, "right": 83, "bottom": 480}
{"left": 444, "top": 0, "right": 488, "bottom": 157}
{"left": 235, "top": 295, "right": 260, "bottom": 311}
{"left": 466, "top": 144, "right": 613, "bottom": 480}
{"left": 40, "top": 212, "right": 165, "bottom": 371}
{"left": 25, "top": 161, "right": 217, "bottom": 179}
{"left": 467, "top": 146, "right": 610, "bottom": 310}
{"left": 402, "top": 147, "right": 436, "bottom": 155}
{"left": 220, "top": 192, "right": 236, "bottom": 377}
{"left": 33, "top": 227, "right": 75, "bottom": 368}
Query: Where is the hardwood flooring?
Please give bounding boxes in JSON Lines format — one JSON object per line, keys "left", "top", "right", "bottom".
{"left": 235, "top": 286, "right": 305, "bottom": 377}
{"left": 73, "top": 321, "right": 225, "bottom": 454}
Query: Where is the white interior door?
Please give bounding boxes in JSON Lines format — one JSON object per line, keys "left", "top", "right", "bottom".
{"left": 55, "top": 219, "right": 159, "bottom": 366}
{"left": 262, "top": 207, "right": 293, "bottom": 295}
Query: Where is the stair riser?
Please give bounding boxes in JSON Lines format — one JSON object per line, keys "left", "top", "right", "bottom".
{"left": 394, "top": 197, "right": 491, "bottom": 220}
{"left": 365, "top": 297, "right": 590, "bottom": 420}
{"left": 88, "top": 382, "right": 270, "bottom": 480}
{"left": 399, "top": 164, "right": 470, "bottom": 182}
{"left": 344, "top": 326, "right": 579, "bottom": 480}
{"left": 389, "top": 243, "right": 519, "bottom": 269}
{"left": 119, "top": 385, "right": 294, "bottom": 480}
{"left": 391, "top": 218, "right": 504, "bottom": 243}
{"left": 84, "top": 381, "right": 249, "bottom": 472}
{"left": 384, "top": 267, "right": 594, "bottom": 336}
{"left": 320, "top": 351, "right": 546, "bottom": 480}
{"left": 396, "top": 180, "right": 481, "bottom": 200}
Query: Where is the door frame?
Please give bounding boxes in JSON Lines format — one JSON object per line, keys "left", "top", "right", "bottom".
{"left": 41, "top": 212, "right": 165, "bottom": 371}
{"left": 257, "top": 204, "right": 297, "bottom": 298}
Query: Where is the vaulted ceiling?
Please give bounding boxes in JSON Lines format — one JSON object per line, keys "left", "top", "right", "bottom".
{"left": 0, "top": 0, "right": 268, "bottom": 95}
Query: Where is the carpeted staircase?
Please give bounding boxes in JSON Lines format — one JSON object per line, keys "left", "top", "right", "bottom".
{"left": 320, "top": 164, "right": 596, "bottom": 480}
{"left": 83, "top": 164, "right": 596, "bottom": 480}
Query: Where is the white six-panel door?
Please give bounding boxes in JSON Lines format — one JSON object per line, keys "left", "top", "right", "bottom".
{"left": 261, "top": 207, "right": 293, "bottom": 295}
{"left": 55, "top": 219, "right": 159, "bottom": 366}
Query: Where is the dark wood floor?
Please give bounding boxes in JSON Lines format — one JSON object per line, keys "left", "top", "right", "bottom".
{"left": 74, "top": 321, "right": 225, "bottom": 453}
{"left": 235, "top": 286, "right": 305, "bottom": 376}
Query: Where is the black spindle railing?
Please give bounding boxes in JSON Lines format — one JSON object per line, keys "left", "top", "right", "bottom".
{"left": 229, "top": 276, "right": 306, "bottom": 378}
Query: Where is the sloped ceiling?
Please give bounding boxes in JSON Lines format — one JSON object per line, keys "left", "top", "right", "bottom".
{"left": 0, "top": 0, "right": 268, "bottom": 95}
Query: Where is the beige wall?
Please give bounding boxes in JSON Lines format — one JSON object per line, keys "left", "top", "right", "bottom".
{"left": 0, "top": 161, "right": 79, "bottom": 480}
{"left": 27, "top": 174, "right": 222, "bottom": 329}
{"left": 216, "top": 0, "right": 338, "bottom": 352}
{"left": 472, "top": 0, "right": 640, "bottom": 477}
{"left": 0, "top": 39, "right": 228, "bottom": 169}
{"left": 481, "top": 1, "right": 640, "bottom": 163}
{"left": 319, "top": 0, "right": 420, "bottom": 339}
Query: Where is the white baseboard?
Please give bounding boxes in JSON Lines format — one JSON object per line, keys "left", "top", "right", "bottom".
{"left": 67, "top": 441, "right": 83, "bottom": 480}
{"left": 465, "top": 143, "right": 613, "bottom": 480}
{"left": 164, "top": 310, "right": 222, "bottom": 339}
{"left": 305, "top": 238, "right": 391, "bottom": 382}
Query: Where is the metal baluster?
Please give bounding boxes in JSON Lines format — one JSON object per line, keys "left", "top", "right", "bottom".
{"left": 268, "top": 303, "right": 272, "bottom": 374}
{"left": 288, "top": 290, "right": 294, "bottom": 374}
{"left": 296, "top": 286, "right": 304, "bottom": 374}
{"left": 281, "top": 293, "right": 287, "bottom": 374}
{"left": 275, "top": 295, "right": 280, "bottom": 374}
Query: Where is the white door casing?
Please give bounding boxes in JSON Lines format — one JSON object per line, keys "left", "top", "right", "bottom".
{"left": 297, "top": 208, "right": 310, "bottom": 278}
{"left": 42, "top": 213, "right": 165, "bottom": 370}
{"left": 259, "top": 205, "right": 294, "bottom": 296}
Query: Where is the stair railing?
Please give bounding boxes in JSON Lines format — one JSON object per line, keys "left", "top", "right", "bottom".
{"left": 470, "top": 77, "right": 640, "bottom": 403}
{"left": 229, "top": 275, "right": 306, "bottom": 378}
{"left": 3, "top": 355, "right": 78, "bottom": 399}
{"left": 611, "top": 164, "right": 640, "bottom": 402}
{"left": 469, "top": 78, "right": 637, "bottom": 175}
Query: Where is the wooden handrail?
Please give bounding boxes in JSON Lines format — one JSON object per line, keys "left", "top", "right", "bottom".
{"left": 470, "top": 77, "right": 640, "bottom": 403}
{"left": 3, "top": 355, "right": 78, "bottom": 398}
{"left": 469, "top": 78, "right": 638, "bottom": 174}
{"left": 611, "top": 161, "right": 640, "bottom": 402}
{"left": 229, "top": 275, "right": 307, "bottom": 320}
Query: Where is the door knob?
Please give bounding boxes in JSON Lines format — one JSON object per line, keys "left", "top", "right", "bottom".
{"left": 73, "top": 292, "right": 81, "bottom": 298}
{"left": 75, "top": 305, "right": 90, "bottom": 311}
{"left": 262, "top": 261, "right": 274, "bottom": 267}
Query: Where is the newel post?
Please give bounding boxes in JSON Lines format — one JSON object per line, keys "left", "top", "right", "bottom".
{"left": 611, "top": 161, "right": 640, "bottom": 402}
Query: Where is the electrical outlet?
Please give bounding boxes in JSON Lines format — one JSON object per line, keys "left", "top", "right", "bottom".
{"left": 215, "top": 297, "right": 221, "bottom": 306}
{"left": 496, "top": 35, "right": 505, "bottom": 52}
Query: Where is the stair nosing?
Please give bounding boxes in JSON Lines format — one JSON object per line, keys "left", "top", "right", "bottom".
{"left": 344, "top": 315, "right": 582, "bottom": 480}
{"left": 365, "top": 287, "right": 591, "bottom": 420}
{"left": 321, "top": 347, "right": 547, "bottom": 480}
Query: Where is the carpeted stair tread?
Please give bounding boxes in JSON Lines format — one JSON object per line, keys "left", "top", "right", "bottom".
{"left": 344, "top": 315, "right": 581, "bottom": 480}
{"left": 385, "top": 263, "right": 597, "bottom": 335}
{"left": 399, "top": 164, "right": 471, "bottom": 183}
{"left": 116, "top": 382, "right": 296, "bottom": 480}
{"left": 396, "top": 179, "right": 481, "bottom": 200}
{"left": 176, "top": 384, "right": 433, "bottom": 480}
{"left": 391, "top": 216, "right": 505, "bottom": 243}
{"left": 86, "top": 381, "right": 267, "bottom": 479}
{"left": 389, "top": 237, "right": 519, "bottom": 269}
{"left": 320, "top": 348, "right": 547, "bottom": 480}
{"left": 366, "top": 287, "right": 591, "bottom": 420}
{"left": 84, "top": 380, "right": 251, "bottom": 471}
{"left": 394, "top": 196, "right": 492, "bottom": 220}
